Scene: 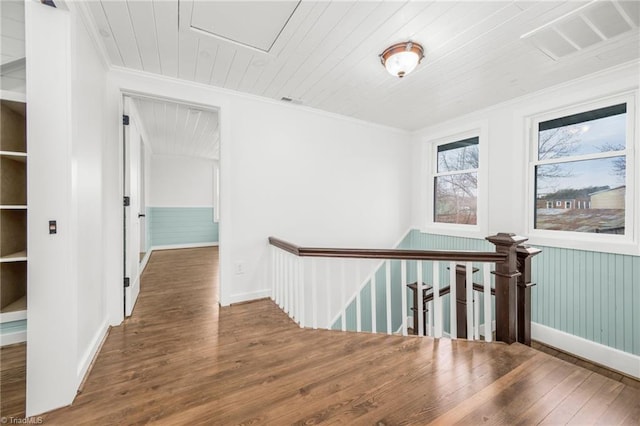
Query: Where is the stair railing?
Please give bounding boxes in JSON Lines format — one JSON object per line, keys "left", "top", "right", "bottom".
{"left": 269, "top": 233, "right": 538, "bottom": 345}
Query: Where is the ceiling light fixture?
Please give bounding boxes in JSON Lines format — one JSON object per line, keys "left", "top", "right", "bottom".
{"left": 379, "top": 41, "right": 424, "bottom": 78}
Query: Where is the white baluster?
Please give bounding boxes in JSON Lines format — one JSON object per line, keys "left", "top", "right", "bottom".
{"left": 371, "top": 274, "right": 377, "bottom": 333}
{"left": 401, "top": 260, "right": 407, "bottom": 336}
{"left": 466, "top": 261, "right": 473, "bottom": 341}
{"left": 433, "top": 261, "right": 442, "bottom": 338}
{"left": 483, "top": 263, "right": 492, "bottom": 342}
{"left": 298, "top": 257, "right": 305, "bottom": 328}
{"left": 273, "top": 248, "right": 278, "bottom": 305}
{"left": 291, "top": 254, "right": 296, "bottom": 321}
{"left": 474, "top": 289, "right": 480, "bottom": 340}
{"left": 341, "top": 260, "right": 346, "bottom": 332}
{"left": 449, "top": 261, "right": 457, "bottom": 339}
{"left": 429, "top": 260, "right": 442, "bottom": 337}
{"left": 326, "top": 260, "right": 332, "bottom": 329}
{"left": 385, "top": 260, "right": 392, "bottom": 335}
{"left": 284, "top": 253, "right": 289, "bottom": 314}
{"left": 356, "top": 261, "right": 362, "bottom": 333}
{"left": 277, "top": 249, "right": 282, "bottom": 306}
{"left": 271, "top": 246, "right": 275, "bottom": 301}
{"left": 417, "top": 261, "right": 424, "bottom": 336}
{"left": 312, "top": 258, "right": 318, "bottom": 329}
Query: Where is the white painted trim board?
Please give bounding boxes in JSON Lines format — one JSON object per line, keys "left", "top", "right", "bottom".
{"left": 532, "top": 322, "right": 640, "bottom": 379}
{"left": 76, "top": 320, "right": 109, "bottom": 386}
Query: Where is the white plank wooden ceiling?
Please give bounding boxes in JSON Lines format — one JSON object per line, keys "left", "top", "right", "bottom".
{"left": 87, "top": 0, "right": 640, "bottom": 131}
{"left": 132, "top": 96, "right": 220, "bottom": 160}
{"left": 0, "top": 0, "right": 26, "bottom": 93}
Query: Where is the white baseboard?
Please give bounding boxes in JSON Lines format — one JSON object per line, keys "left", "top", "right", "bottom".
{"left": 139, "top": 250, "right": 151, "bottom": 272}
{"left": 0, "top": 329, "right": 26, "bottom": 346}
{"left": 531, "top": 322, "right": 640, "bottom": 379}
{"left": 76, "top": 320, "right": 109, "bottom": 386}
{"left": 224, "top": 289, "right": 272, "bottom": 306}
{"left": 151, "top": 242, "right": 218, "bottom": 251}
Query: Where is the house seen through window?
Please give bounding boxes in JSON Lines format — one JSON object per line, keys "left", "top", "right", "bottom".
{"left": 534, "top": 103, "right": 627, "bottom": 234}
{"left": 434, "top": 137, "right": 479, "bottom": 225}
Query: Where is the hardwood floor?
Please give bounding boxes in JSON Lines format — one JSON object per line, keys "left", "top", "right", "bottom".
{"left": 10, "top": 246, "right": 636, "bottom": 424}
{"left": 0, "top": 342, "right": 26, "bottom": 419}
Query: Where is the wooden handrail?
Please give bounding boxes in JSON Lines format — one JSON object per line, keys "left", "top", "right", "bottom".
{"left": 269, "top": 237, "right": 508, "bottom": 263}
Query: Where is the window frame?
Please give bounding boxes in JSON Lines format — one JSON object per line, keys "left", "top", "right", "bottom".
{"left": 422, "top": 122, "right": 488, "bottom": 239}
{"left": 526, "top": 92, "right": 638, "bottom": 255}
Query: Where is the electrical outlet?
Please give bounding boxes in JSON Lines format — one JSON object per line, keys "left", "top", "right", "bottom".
{"left": 235, "top": 261, "right": 246, "bottom": 275}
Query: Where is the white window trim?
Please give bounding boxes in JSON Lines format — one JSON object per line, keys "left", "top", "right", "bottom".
{"left": 525, "top": 91, "right": 639, "bottom": 255}
{"left": 422, "top": 121, "right": 488, "bottom": 239}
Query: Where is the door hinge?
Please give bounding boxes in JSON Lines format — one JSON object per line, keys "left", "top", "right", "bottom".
{"left": 123, "top": 114, "right": 130, "bottom": 125}
{"left": 123, "top": 196, "right": 130, "bottom": 207}
{"left": 124, "top": 277, "right": 130, "bottom": 288}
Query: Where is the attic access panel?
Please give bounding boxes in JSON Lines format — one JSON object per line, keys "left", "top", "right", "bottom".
{"left": 189, "top": 1, "right": 301, "bottom": 53}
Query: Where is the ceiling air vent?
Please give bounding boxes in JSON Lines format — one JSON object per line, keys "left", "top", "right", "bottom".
{"left": 280, "top": 97, "right": 303, "bottom": 105}
{"left": 521, "top": 0, "right": 638, "bottom": 60}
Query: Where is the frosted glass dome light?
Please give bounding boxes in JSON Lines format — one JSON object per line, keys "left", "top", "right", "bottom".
{"left": 380, "top": 42, "right": 425, "bottom": 78}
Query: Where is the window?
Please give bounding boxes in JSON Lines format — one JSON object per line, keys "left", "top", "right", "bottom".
{"left": 532, "top": 102, "right": 630, "bottom": 235}
{"left": 433, "top": 137, "right": 479, "bottom": 225}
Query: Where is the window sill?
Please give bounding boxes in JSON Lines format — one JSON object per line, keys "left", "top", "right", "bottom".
{"left": 526, "top": 230, "right": 640, "bottom": 256}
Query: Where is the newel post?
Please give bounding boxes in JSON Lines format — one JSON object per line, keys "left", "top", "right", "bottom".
{"left": 516, "top": 246, "right": 542, "bottom": 346}
{"left": 486, "top": 233, "right": 528, "bottom": 344}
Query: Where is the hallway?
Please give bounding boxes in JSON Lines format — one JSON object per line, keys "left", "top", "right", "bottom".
{"left": 41, "top": 247, "right": 639, "bottom": 424}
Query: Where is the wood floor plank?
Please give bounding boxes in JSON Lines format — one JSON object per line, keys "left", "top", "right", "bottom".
{"left": 34, "top": 247, "right": 639, "bottom": 425}
{"left": 0, "top": 343, "right": 26, "bottom": 419}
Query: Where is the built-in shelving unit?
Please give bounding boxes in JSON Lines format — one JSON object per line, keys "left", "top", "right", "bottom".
{"left": 1, "top": 93, "right": 27, "bottom": 345}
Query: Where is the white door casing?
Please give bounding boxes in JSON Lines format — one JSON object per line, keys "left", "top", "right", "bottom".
{"left": 124, "top": 97, "right": 141, "bottom": 316}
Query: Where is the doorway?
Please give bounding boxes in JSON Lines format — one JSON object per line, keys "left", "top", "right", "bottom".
{"left": 121, "top": 94, "right": 220, "bottom": 316}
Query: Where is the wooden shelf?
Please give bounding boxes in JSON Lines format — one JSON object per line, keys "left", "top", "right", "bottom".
{"left": 1, "top": 209, "right": 26, "bottom": 257}
{"left": 1, "top": 295, "right": 26, "bottom": 313}
{"left": 0, "top": 151, "right": 27, "bottom": 161}
{"left": 1, "top": 155, "right": 26, "bottom": 205}
{"left": 0, "top": 263, "right": 27, "bottom": 315}
{"left": 0, "top": 296, "right": 27, "bottom": 323}
{"left": 1, "top": 7, "right": 26, "bottom": 348}
{"left": 0, "top": 90, "right": 26, "bottom": 104}
{"left": 0, "top": 250, "right": 27, "bottom": 263}
{"left": 1, "top": 99, "right": 26, "bottom": 153}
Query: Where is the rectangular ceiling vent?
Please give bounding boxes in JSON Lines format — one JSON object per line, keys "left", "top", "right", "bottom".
{"left": 521, "top": 0, "right": 639, "bottom": 61}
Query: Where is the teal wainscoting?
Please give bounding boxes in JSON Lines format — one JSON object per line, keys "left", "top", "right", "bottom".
{"left": 408, "top": 231, "right": 639, "bottom": 356}
{"left": 331, "top": 229, "right": 639, "bottom": 357}
{"left": 147, "top": 207, "right": 218, "bottom": 247}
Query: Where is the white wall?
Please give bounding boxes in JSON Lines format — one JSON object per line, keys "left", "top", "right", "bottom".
{"left": 26, "top": 2, "right": 110, "bottom": 416}
{"left": 71, "top": 6, "right": 109, "bottom": 387}
{"left": 149, "top": 154, "right": 214, "bottom": 207}
{"left": 411, "top": 61, "right": 640, "bottom": 255}
{"left": 226, "top": 95, "right": 412, "bottom": 304}
{"left": 106, "top": 67, "right": 413, "bottom": 309}
{"left": 25, "top": 2, "right": 77, "bottom": 415}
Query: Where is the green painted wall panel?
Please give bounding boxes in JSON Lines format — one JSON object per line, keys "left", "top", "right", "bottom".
{"left": 332, "top": 229, "right": 639, "bottom": 356}
{"left": 410, "top": 231, "right": 639, "bottom": 355}
{"left": 147, "top": 207, "right": 218, "bottom": 246}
